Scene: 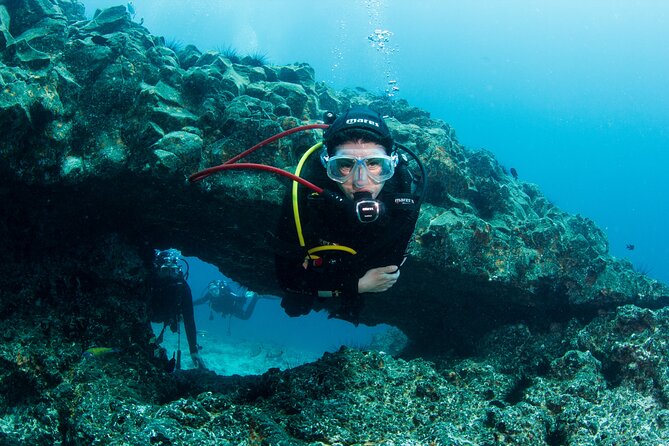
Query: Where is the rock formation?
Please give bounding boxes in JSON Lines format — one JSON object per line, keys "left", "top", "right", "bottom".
{"left": 2, "top": 1, "right": 669, "bottom": 443}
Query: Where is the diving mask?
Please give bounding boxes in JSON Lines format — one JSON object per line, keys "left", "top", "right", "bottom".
{"left": 321, "top": 152, "right": 398, "bottom": 184}
{"left": 154, "top": 249, "right": 186, "bottom": 278}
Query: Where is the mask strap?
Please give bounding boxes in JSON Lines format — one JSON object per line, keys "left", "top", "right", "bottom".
{"left": 319, "top": 147, "right": 329, "bottom": 168}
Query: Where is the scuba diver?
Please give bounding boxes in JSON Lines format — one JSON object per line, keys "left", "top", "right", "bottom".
{"left": 188, "top": 106, "right": 426, "bottom": 322}
{"left": 193, "top": 279, "right": 261, "bottom": 321}
{"left": 147, "top": 249, "right": 207, "bottom": 370}
{"left": 274, "top": 107, "right": 423, "bottom": 320}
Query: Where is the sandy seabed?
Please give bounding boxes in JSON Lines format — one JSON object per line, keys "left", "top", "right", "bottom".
{"left": 153, "top": 323, "right": 324, "bottom": 376}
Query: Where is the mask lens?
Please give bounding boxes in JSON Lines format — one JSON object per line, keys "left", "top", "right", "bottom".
{"left": 364, "top": 157, "right": 394, "bottom": 182}
{"left": 332, "top": 158, "right": 355, "bottom": 179}
{"left": 326, "top": 155, "right": 396, "bottom": 183}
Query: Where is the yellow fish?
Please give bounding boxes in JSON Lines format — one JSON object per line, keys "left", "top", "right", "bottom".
{"left": 82, "top": 347, "right": 121, "bottom": 358}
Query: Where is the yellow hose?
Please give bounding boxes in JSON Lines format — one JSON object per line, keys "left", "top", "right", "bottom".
{"left": 293, "top": 142, "right": 323, "bottom": 247}
{"left": 292, "top": 142, "right": 357, "bottom": 258}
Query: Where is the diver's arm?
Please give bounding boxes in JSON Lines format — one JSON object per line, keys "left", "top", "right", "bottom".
{"left": 354, "top": 207, "right": 418, "bottom": 293}
{"left": 358, "top": 265, "right": 400, "bottom": 293}
{"left": 238, "top": 294, "right": 260, "bottom": 320}
{"left": 192, "top": 294, "right": 209, "bottom": 306}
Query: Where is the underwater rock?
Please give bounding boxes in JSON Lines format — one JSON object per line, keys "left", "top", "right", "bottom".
{"left": 1, "top": 0, "right": 667, "bottom": 353}
{"left": 62, "top": 35, "right": 114, "bottom": 83}
{"left": 316, "top": 81, "right": 342, "bottom": 112}
{"left": 0, "top": 0, "right": 81, "bottom": 63}
{"left": 60, "top": 155, "right": 84, "bottom": 179}
{"left": 175, "top": 44, "right": 200, "bottom": 69}
{"left": 277, "top": 62, "right": 316, "bottom": 91}
{"left": 0, "top": 76, "right": 33, "bottom": 138}
{"left": 151, "top": 130, "right": 203, "bottom": 174}
{"left": 4, "top": 37, "right": 51, "bottom": 68}
{"left": 0, "top": 11, "right": 10, "bottom": 55}
{"left": 182, "top": 63, "right": 245, "bottom": 101}
{"left": 266, "top": 81, "right": 310, "bottom": 117}
{"left": 82, "top": 5, "right": 131, "bottom": 34}
{"left": 137, "top": 81, "right": 199, "bottom": 130}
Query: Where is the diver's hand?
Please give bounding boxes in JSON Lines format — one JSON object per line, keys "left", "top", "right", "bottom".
{"left": 358, "top": 265, "right": 400, "bottom": 293}
{"left": 190, "top": 352, "right": 207, "bottom": 370}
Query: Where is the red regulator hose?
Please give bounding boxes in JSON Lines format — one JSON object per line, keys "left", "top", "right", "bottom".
{"left": 188, "top": 123, "right": 329, "bottom": 194}
{"left": 189, "top": 163, "right": 324, "bottom": 194}
{"left": 223, "top": 123, "right": 329, "bottom": 165}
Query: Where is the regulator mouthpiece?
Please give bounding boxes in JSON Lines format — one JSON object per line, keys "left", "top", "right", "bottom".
{"left": 353, "top": 191, "right": 384, "bottom": 223}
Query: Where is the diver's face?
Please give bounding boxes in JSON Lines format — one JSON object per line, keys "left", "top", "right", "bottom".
{"left": 332, "top": 143, "right": 387, "bottom": 200}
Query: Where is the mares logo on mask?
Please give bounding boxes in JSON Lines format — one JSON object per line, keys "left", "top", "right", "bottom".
{"left": 353, "top": 191, "right": 385, "bottom": 223}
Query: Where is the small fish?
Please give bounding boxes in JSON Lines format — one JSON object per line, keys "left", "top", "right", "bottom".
{"left": 626, "top": 244, "right": 635, "bottom": 251}
{"left": 126, "top": 1, "right": 135, "bottom": 17}
{"left": 83, "top": 347, "right": 121, "bottom": 358}
{"left": 510, "top": 167, "right": 518, "bottom": 179}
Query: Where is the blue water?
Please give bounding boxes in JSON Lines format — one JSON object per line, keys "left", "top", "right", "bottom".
{"left": 185, "top": 257, "right": 389, "bottom": 354}
{"left": 84, "top": 1, "right": 668, "bottom": 348}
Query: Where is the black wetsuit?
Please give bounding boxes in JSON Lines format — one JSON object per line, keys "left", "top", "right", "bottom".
{"left": 274, "top": 155, "right": 420, "bottom": 320}
{"left": 194, "top": 287, "right": 260, "bottom": 320}
{"left": 148, "top": 272, "right": 199, "bottom": 357}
